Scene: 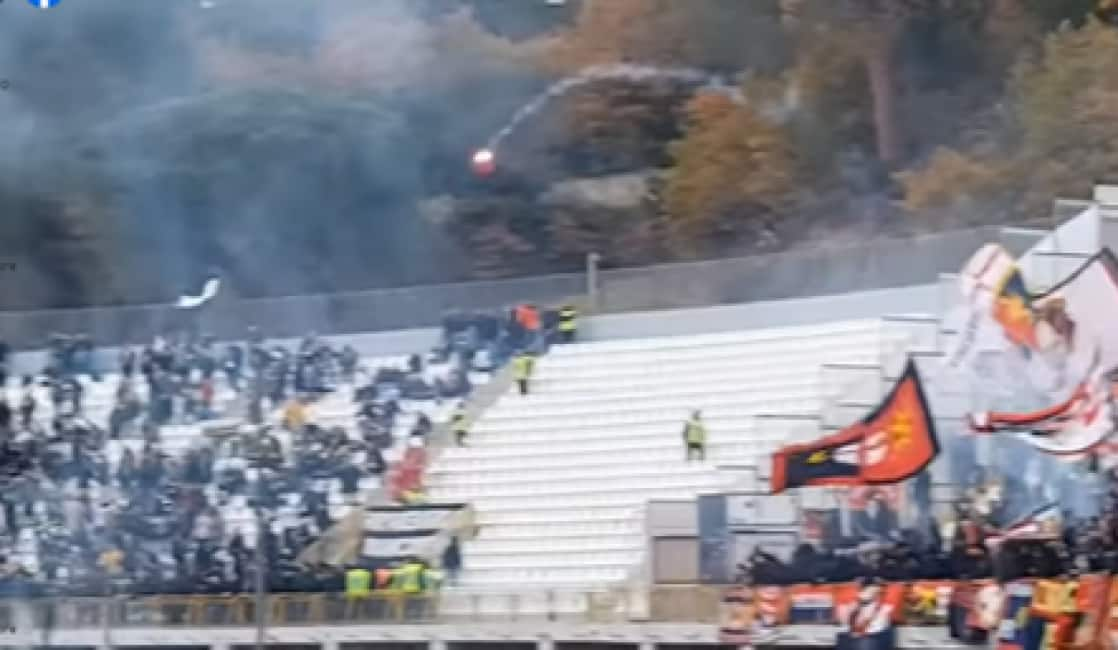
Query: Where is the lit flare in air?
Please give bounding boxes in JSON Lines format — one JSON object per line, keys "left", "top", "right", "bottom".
{"left": 471, "top": 149, "right": 496, "bottom": 177}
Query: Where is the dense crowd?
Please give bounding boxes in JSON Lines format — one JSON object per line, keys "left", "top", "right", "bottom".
{"left": 0, "top": 302, "right": 562, "bottom": 600}
{"left": 741, "top": 476, "right": 1118, "bottom": 588}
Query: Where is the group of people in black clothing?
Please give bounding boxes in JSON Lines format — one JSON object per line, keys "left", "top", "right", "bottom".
{"left": 0, "top": 326, "right": 444, "bottom": 600}
{"left": 0, "top": 303, "right": 579, "bottom": 601}
{"left": 740, "top": 473, "right": 1118, "bottom": 589}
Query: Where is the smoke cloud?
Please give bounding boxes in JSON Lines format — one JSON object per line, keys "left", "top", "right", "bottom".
{"left": 0, "top": 0, "right": 554, "bottom": 310}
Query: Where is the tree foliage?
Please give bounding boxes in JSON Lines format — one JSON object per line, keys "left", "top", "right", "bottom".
{"left": 899, "top": 19, "right": 1118, "bottom": 222}
{"left": 4, "top": 1, "right": 1118, "bottom": 310}
{"left": 664, "top": 94, "right": 798, "bottom": 256}
{"left": 783, "top": 0, "right": 994, "bottom": 165}
{"left": 548, "top": 0, "right": 790, "bottom": 74}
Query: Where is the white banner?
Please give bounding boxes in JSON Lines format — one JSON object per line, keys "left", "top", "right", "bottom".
{"left": 364, "top": 506, "right": 462, "bottom": 533}
{"left": 362, "top": 533, "right": 443, "bottom": 559}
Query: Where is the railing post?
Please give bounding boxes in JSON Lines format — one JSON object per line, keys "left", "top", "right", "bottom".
{"left": 102, "top": 596, "right": 113, "bottom": 650}
{"left": 586, "top": 252, "right": 601, "bottom": 312}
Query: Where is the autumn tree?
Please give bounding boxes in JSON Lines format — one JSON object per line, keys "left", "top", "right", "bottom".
{"left": 664, "top": 94, "right": 798, "bottom": 257}
{"left": 900, "top": 19, "right": 1118, "bottom": 223}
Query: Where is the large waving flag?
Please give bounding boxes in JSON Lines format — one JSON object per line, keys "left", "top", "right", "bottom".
{"left": 945, "top": 243, "right": 1036, "bottom": 372}
{"left": 965, "top": 250, "right": 1118, "bottom": 457}
{"left": 771, "top": 360, "right": 939, "bottom": 493}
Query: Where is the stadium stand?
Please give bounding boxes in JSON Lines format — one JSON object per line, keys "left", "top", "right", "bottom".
{"left": 430, "top": 319, "right": 896, "bottom": 603}
{"left": 0, "top": 186, "right": 1115, "bottom": 648}
{"left": 0, "top": 331, "right": 486, "bottom": 597}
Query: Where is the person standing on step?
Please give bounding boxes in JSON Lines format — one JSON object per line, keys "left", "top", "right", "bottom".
{"left": 557, "top": 304, "right": 578, "bottom": 344}
{"left": 683, "top": 410, "right": 707, "bottom": 462}
{"left": 451, "top": 402, "right": 469, "bottom": 447}
{"left": 512, "top": 351, "right": 535, "bottom": 396}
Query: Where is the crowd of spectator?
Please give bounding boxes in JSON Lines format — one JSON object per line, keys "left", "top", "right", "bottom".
{"left": 0, "top": 302, "right": 562, "bottom": 602}
{"left": 0, "top": 332, "right": 358, "bottom": 598}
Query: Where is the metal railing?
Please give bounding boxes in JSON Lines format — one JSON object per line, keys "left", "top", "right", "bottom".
{"left": 0, "top": 589, "right": 651, "bottom": 630}
{"left": 19, "top": 593, "right": 438, "bottom": 629}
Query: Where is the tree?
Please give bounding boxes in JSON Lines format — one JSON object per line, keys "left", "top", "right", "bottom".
{"left": 664, "top": 94, "right": 798, "bottom": 256}
{"left": 555, "top": 79, "right": 694, "bottom": 176}
{"left": 899, "top": 19, "right": 1118, "bottom": 224}
{"left": 784, "top": 0, "right": 992, "bottom": 166}
{"left": 548, "top": 0, "right": 790, "bottom": 74}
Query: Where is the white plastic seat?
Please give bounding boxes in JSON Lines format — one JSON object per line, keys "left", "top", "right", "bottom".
{"left": 427, "top": 319, "right": 889, "bottom": 595}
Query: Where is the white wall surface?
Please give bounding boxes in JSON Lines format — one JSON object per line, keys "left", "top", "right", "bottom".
{"left": 9, "top": 284, "right": 940, "bottom": 376}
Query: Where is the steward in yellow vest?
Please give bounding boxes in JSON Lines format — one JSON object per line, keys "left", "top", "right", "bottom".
{"left": 345, "top": 567, "right": 371, "bottom": 599}
{"left": 683, "top": 411, "right": 707, "bottom": 462}
{"left": 513, "top": 353, "right": 535, "bottom": 396}
{"left": 395, "top": 559, "right": 425, "bottom": 595}
{"left": 451, "top": 402, "right": 469, "bottom": 447}
{"left": 557, "top": 305, "right": 578, "bottom": 343}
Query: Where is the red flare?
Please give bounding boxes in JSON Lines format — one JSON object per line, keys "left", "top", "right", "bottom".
{"left": 471, "top": 149, "right": 496, "bottom": 177}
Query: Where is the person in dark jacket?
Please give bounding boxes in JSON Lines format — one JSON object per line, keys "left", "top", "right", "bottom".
{"left": 0, "top": 397, "right": 10, "bottom": 435}
{"left": 119, "top": 348, "right": 136, "bottom": 379}
{"left": 442, "top": 536, "right": 462, "bottom": 584}
{"left": 18, "top": 376, "right": 35, "bottom": 430}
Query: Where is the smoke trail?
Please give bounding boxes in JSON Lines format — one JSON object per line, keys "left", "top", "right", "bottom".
{"left": 486, "top": 64, "right": 745, "bottom": 151}
{"left": 0, "top": 0, "right": 497, "bottom": 311}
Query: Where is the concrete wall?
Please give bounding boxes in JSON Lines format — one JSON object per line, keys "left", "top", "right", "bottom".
{"left": 9, "top": 283, "right": 940, "bottom": 376}
{"left": 0, "top": 226, "right": 1007, "bottom": 350}
{"left": 584, "top": 284, "right": 939, "bottom": 341}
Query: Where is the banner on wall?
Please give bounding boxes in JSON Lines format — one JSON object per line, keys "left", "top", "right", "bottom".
{"left": 771, "top": 360, "right": 939, "bottom": 494}
{"left": 995, "top": 582, "right": 1035, "bottom": 650}
{"left": 719, "top": 586, "right": 781, "bottom": 646}
{"left": 903, "top": 581, "right": 954, "bottom": 625}
{"left": 719, "top": 574, "right": 1118, "bottom": 647}
{"left": 836, "top": 582, "right": 899, "bottom": 650}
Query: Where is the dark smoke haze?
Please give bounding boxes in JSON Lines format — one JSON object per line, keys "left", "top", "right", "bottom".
{"left": 0, "top": 0, "right": 562, "bottom": 309}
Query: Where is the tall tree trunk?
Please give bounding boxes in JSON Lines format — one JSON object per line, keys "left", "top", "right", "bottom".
{"left": 863, "top": 36, "right": 903, "bottom": 166}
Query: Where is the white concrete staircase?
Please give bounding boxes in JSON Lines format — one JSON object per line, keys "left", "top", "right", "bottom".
{"left": 426, "top": 319, "right": 892, "bottom": 608}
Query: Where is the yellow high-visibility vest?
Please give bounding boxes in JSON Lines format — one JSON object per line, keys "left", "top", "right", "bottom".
{"left": 558, "top": 307, "right": 578, "bottom": 332}
{"left": 685, "top": 420, "right": 707, "bottom": 445}
{"left": 345, "top": 568, "right": 371, "bottom": 598}
{"left": 398, "top": 562, "right": 423, "bottom": 594}
{"left": 451, "top": 409, "right": 468, "bottom": 433}
{"left": 513, "top": 355, "right": 534, "bottom": 380}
